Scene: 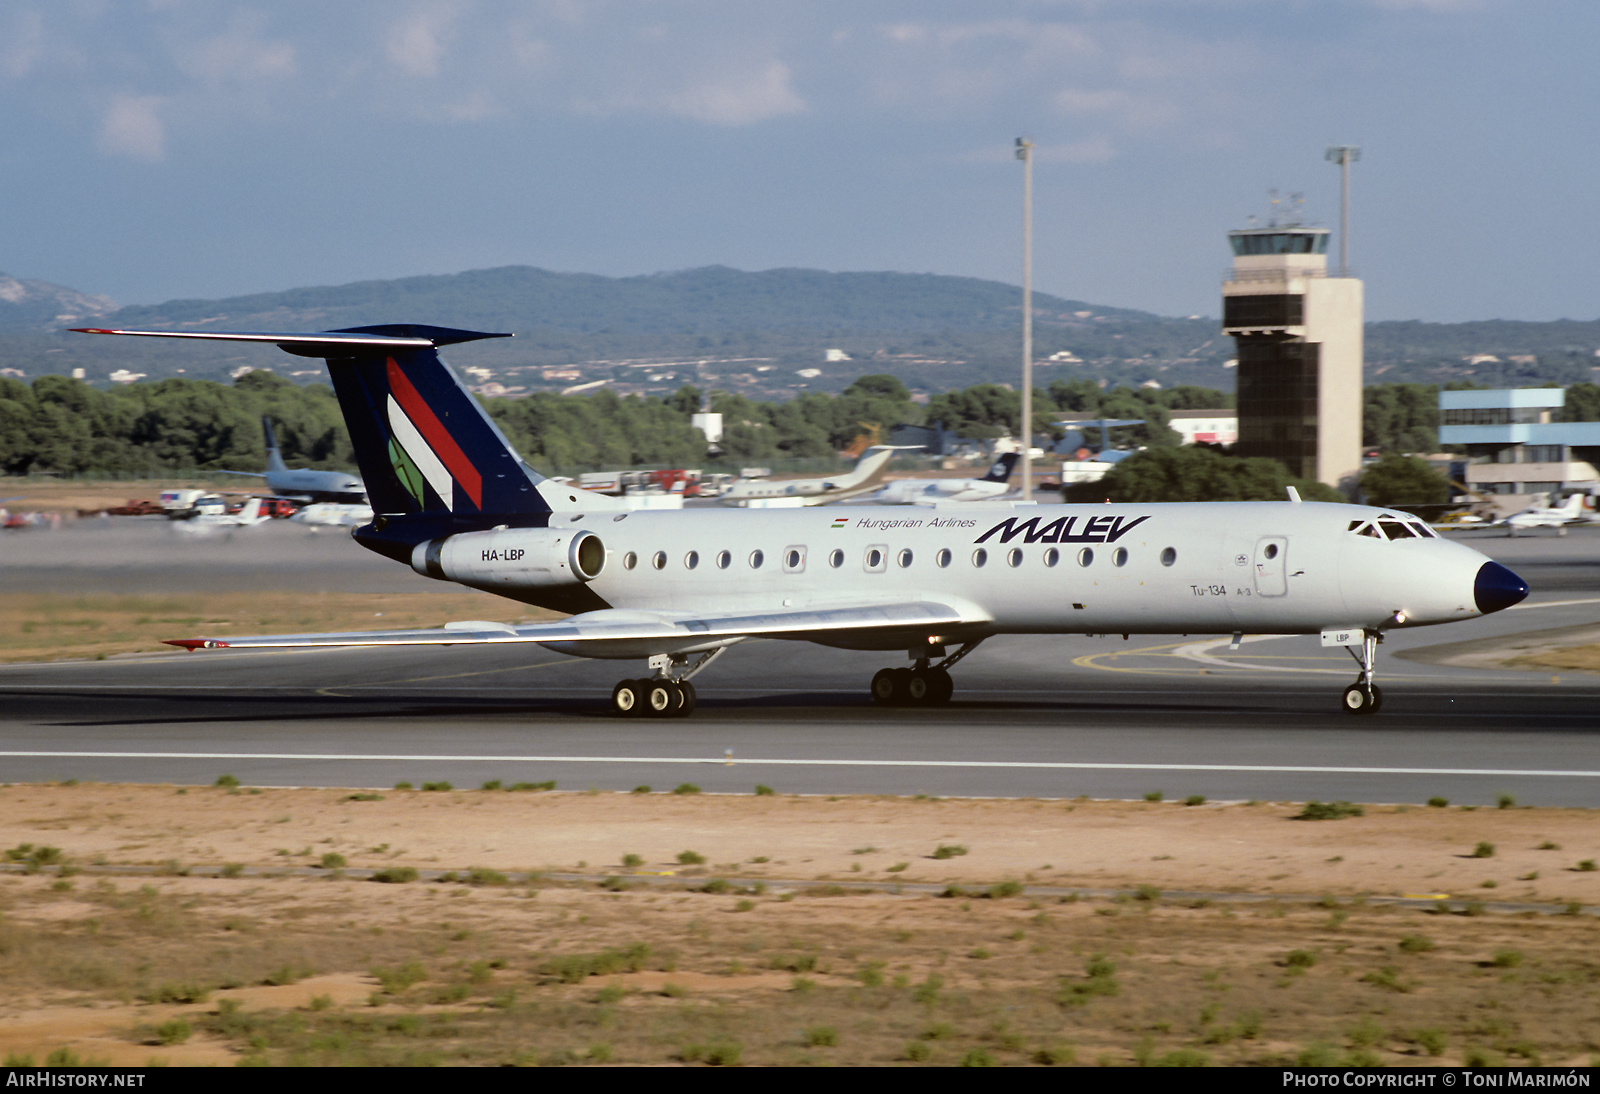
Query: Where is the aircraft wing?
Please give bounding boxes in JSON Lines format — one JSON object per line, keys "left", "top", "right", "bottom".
{"left": 164, "top": 599, "right": 988, "bottom": 652}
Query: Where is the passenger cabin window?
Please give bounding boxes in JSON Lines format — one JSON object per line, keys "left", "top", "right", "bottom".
{"left": 685, "top": 551, "right": 699, "bottom": 570}
{"left": 828, "top": 548, "right": 844, "bottom": 568}
{"left": 935, "top": 548, "right": 952, "bottom": 568}
{"left": 1043, "top": 548, "right": 1059, "bottom": 567}
{"left": 716, "top": 550, "right": 731, "bottom": 569}
{"left": 897, "top": 548, "right": 914, "bottom": 568}
{"left": 749, "top": 549, "right": 765, "bottom": 569}
{"left": 971, "top": 548, "right": 988, "bottom": 568}
{"left": 1007, "top": 548, "right": 1023, "bottom": 567}
{"left": 1160, "top": 547, "right": 1177, "bottom": 566}
{"left": 864, "top": 546, "right": 887, "bottom": 573}
{"left": 652, "top": 551, "right": 666, "bottom": 570}
{"left": 623, "top": 551, "right": 638, "bottom": 570}
{"left": 784, "top": 546, "right": 806, "bottom": 573}
{"left": 1112, "top": 547, "right": 1128, "bottom": 567}
{"left": 1078, "top": 548, "right": 1094, "bottom": 567}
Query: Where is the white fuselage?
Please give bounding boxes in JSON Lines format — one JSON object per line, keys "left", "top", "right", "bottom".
{"left": 460, "top": 500, "right": 1496, "bottom": 647}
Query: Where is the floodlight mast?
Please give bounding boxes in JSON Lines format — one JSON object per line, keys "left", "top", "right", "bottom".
{"left": 1016, "top": 136, "right": 1034, "bottom": 501}
{"left": 1324, "top": 144, "right": 1360, "bottom": 277}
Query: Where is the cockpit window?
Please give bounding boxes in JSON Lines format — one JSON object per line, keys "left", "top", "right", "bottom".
{"left": 1407, "top": 521, "right": 1436, "bottom": 538}
{"left": 1378, "top": 520, "right": 1415, "bottom": 540}
{"left": 1351, "top": 522, "right": 1381, "bottom": 539}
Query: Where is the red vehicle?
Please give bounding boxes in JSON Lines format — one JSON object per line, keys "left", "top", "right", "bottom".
{"left": 645, "top": 469, "right": 701, "bottom": 497}
{"left": 256, "top": 497, "right": 299, "bottom": 519}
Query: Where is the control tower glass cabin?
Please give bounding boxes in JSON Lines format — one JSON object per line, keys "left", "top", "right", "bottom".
{"left": 1221, "top": 226, "right": 1363, "bottom": 490}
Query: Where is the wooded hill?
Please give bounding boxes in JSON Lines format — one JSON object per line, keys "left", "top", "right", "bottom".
{"left": 1, "top": 265, "right": 1595, "bottom": 395}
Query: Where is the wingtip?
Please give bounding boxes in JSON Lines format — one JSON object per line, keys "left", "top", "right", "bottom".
{"left": 165, "top": 638, "right": 229, "bottom": 651}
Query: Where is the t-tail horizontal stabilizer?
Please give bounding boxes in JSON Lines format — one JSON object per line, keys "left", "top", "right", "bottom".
{"left": 70, "top": 324, "right": 597, "bottom": 553}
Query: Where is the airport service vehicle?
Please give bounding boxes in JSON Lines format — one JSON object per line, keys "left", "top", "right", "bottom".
{"left": 75, "top": 324, "right": 1529, "bottom": 718}
{"left": 221, "top": 417, "right": 366, "bottom": 504}
{"left": 717, "top": 446, "right": 912, "bottom": 506}
{"left": 578, "top": 469, "right": 702, "bottom": 498}
{"left": 868, "top": 453, "right": 1020, "bottom": 506}
{"left": 159, "top": 489, "right": 207, "bottom": 519}
{"left": 1494, "top": 493, "right": 1592, "bottom": 536}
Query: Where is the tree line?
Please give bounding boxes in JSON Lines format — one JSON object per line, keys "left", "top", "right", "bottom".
{"left": 4, "top": 368, "right": 1596, "bottom": 499}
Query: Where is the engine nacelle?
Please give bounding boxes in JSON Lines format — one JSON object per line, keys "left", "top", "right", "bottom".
{"left": 411, "top": 528, "right": 605, "bottom": 589}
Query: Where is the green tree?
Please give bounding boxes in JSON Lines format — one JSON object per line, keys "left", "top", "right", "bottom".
{"left": 1558, "top": 383, "right": 1600, "bottom": 422}
{"left": 1358, "top": 454, "right": 1451, "bottom": 507}
{"left": 1363, "top": 383, "right": 1439, "bottom": 453}
{"left": 1071, "top": 446, "right": 1342, "bottom": 503}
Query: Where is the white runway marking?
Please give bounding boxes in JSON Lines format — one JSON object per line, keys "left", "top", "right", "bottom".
{"left": 2, "top": 751, "right": 1597, "bottom": 779}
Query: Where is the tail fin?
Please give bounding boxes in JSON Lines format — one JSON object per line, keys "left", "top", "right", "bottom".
{"left": 73, "top": 323, "right": 559, "bottom": 531}
{"left": 982, "top": 452, "right": 1021, "bottom": 483}
{"left": 261, "top": 417, "right": 288, "bottom": 474}
{"left": 312, "top": 326, "right": 550, "bottom": 519}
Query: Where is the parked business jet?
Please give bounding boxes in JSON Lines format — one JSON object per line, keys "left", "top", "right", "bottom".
{"left": 717, "top": 446, "right": 913, "bottom": 506}
{"left": 868, "top": 453, "right": 1020, "bottom": 506}
{"left": 1494, "top": 492, "right": 1591, "bottom": 536}
{"left": 174, "top": 496, "right": 271, "bottom": 534}
{"left": 74, "top": 324, "right": 1529, "bottom": 718}
{"left": 290, "top": 501, "right": 376, "bottom": 528}
{"left": 221, "top": 417, "right": 366, "bottom": 504}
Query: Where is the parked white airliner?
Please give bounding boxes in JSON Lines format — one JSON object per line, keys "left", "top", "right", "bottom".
{"left": 717, "top": 445, "right": 914, "bottom": 506}
{"left": 73, "top": 324, "right": 1529, "bottom": 718}
{"left": 867, "top": 452, "right": 1019, "bottom": 505}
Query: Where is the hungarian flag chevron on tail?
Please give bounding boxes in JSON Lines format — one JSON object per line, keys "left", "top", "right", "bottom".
{"left": 314, "top": 325, "right": 541, "bottom": 520}
{"left": 69, "top": 323, "right": 603, "bottom": 559}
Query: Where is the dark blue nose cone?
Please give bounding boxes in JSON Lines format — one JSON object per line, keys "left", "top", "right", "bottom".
{"left": 1475, "top": 561, "right": 1529, "bottom": 614}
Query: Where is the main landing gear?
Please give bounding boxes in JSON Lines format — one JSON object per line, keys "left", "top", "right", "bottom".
{"left": 610, "top": 648, "right": 726, "bottom": 718}
{"left": 1341, "top": 630, "right": 1384, "bottom": 716}
{"left": 870, "top": 641, "right": 980, "bottom": 707}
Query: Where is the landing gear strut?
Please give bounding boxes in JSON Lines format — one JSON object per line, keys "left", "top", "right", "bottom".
{"left": 1341, "top": 631, "right": 1384, "bottom": 716}
{"left": 870, "top": 641, "right": 980, "bottom": 707}
{"left": 610, "top": 648, "right": 724, "bottom": 718}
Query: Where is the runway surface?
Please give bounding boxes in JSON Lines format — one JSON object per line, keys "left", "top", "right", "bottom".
{"left": 2, "top": 522, "right": 1598, "bottom": 804}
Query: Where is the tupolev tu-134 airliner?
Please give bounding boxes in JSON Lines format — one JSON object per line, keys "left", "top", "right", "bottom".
{"left": 76, "top": 324, "right": 1530, "bottom": 718}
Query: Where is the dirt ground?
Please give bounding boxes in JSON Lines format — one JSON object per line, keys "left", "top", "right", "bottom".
{"left": 1, "top": 783, "right": 1598, "bottom": 1067}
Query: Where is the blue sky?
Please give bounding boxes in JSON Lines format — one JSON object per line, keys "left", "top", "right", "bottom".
{"left": 1, "top": 1, "right": 1593, "bottom": 322}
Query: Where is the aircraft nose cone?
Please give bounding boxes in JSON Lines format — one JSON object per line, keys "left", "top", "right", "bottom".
{"left": 1474, "top": 561, "right": 1529, "bottom": 614}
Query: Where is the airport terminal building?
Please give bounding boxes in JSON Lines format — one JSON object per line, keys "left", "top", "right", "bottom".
{"left": 1439, "top": 388, "right": 1600, "bottom": 506}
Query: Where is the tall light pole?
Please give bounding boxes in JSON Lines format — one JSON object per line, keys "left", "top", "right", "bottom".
{"left": 1016, "top": 136, "right": 1034, "bottom": 501}
{"left": 1324, "top": 144, "right": 1360, "bottom": 277}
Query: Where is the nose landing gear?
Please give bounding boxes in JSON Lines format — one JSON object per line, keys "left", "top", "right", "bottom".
{"left": 1341, "top": 631, "right": 1384, "bottom": 716}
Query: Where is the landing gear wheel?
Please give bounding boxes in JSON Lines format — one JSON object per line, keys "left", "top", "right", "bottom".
{"left": 871, "top": 669, "right": 898, "bottom": 705}
{"left": 675, "top": 680, "right": 697, "bottom": 717}
{"left": 929, "top": 668, "right": 954, "bottom": 705}
{"left": 889, "top": 667, "right": 912, "bottom": 704}
{"left": 644, "top": 680, "right": 678, "bottom": 717}
{"left": 906, "top": 671, "right": 933, "bottom": 704}
{"left": 1341, "top": 683, "right": 1382, "bottom": 716}
{"left": 612, "top": 679, "right": 645, "bottom": 717}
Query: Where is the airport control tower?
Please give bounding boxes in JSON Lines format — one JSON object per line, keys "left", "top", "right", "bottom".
{"left": 1221, "top": 211, "right": 1363, "bottom": 490}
